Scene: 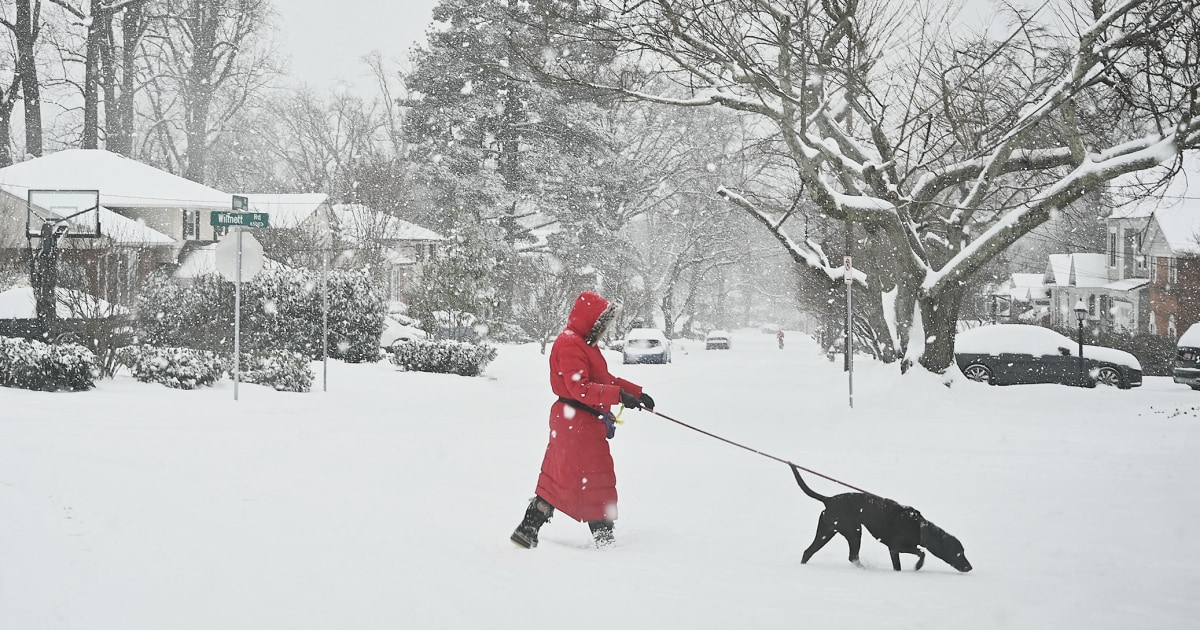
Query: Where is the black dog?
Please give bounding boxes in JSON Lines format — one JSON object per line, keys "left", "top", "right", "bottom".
{"left": 791, "top": 465, "right": 972, "bottom": 572}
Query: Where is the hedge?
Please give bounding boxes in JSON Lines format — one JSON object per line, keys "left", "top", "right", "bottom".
{"left": 0, "top": 336, "right": 98, "bottom": 392}
{"left": 387, "top": 339, "right": 497, "bottom": 376}
{"left": 136, "top": 267, "right": 386, "bottom": 363}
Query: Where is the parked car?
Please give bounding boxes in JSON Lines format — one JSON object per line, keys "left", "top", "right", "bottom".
{"left": 954, "top": 324, "right": 1142, "bottom": 389}
{"left": 1173, "top": 324, "right": 1200, "bottom": 389}
{"left": 622, "top": 328, "right": 671, "bottom": 364}
{"left": 705, "top": 330, "right": 732, "bottom": 350}
{"left": 380, "top": 316, "right": 428, "bottom": 349}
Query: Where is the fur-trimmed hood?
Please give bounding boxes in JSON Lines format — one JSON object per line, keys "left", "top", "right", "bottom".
{"left": 565, "top": 291, "right": 622, "bottom": 346}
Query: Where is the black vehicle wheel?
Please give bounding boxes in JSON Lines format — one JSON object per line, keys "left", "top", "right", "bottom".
{"left": 962, "top": 363, "right": 994, "bottom": 384}
{"left": 1095, "top": 367, "right": 1122, "bottom": 388}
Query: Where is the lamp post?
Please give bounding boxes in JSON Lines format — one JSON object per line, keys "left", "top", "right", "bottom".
{"left": 1074, "top": 298, "right": 1088, "bottom": 384}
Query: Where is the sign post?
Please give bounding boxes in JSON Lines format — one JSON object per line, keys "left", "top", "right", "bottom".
{"left": 844, "top": 256, "right": 854, "bottom": 409}
{"left": 213, "top": 199, "right": 268, "bottom": 401}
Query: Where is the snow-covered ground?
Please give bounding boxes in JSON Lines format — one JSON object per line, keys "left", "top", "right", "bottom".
{"left": 2, "top": 331, "right": 1197, "bottom": 629}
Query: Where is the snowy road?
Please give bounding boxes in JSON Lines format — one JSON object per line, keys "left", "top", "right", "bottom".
{"left": 2, "top": 331, "right": 1197, "bottom": 629}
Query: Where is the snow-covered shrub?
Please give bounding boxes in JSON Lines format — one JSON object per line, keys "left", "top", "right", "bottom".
{"left": 238, "top": 350, "right": 313, "bottom": 393}
{"left": 0, "top": 336, "right": 98, "bottom": 392}
{"left": 136, "top": 267, "right": 386, "bottom": 362}
{"left": 387, "top": 339, "right": 497, "bottom": 377}
{"left": 116, "top": 345, "right": 226, "bottom": 390}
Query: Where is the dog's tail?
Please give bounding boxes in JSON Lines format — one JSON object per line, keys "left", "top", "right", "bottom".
{"left": 790, "top": 464, "right": 829, "bottom": 503}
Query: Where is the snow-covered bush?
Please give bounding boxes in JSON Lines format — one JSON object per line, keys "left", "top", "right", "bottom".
{"left": 238, "top": 350, "right": 313, "bottom": 393}
{"left": 136, "top": 267, "right": 386, "bottom": 362}
{"left": 116, "top": 345, "right": 226, "bottom": 390}
{"left": 0, "top": 336, "right": 98, "bottom": 392}
{"left": 387, "top": 339, "right": 497, "bottom": 377}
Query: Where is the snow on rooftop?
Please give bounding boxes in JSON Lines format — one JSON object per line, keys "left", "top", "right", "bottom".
{"left": 332, "top": 203, "right": 444, "bottom": 243}
{"left": 0, "top": 149, "right": 231, "bottom": 209}
{"left": 98, "top": 207, "right": 175, "bottom": 246}
{"left": 1109, "top": 151, "right": 1200, "bottom": 252}
{"left": 0, "top": 286, "right": 128, "bottom": 319}
{"left": 241, "top": 193, "right": 329, "bottom": 230}
{"left": 1045, "top": 253, "right": 1107, "bottom": 287}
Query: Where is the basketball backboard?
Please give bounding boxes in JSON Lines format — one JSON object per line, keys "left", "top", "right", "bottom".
{"left": 26, "top": 189, "right": 101, "bottom": 238}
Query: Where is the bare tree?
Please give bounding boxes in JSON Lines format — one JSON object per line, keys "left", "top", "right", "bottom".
{"left": 547, "top": 0, "right": 1200, "bottom": 373}
{"left": 0, "top": 0, "right": 44, "bottom": 161}
{"left": 139, "top": 0, "right": 277, "bottom": 181}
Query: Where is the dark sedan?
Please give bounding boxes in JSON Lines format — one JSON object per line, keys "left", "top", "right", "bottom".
{"left": 954, "top": 324, "right": 1142, "bottom": 389}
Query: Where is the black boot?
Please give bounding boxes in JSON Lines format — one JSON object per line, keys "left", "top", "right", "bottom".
{"left": 588, "top": 520, "right": 615, "bottom": 548}
{"left": 511, "top": 496, "right": 554, "bottom": 549}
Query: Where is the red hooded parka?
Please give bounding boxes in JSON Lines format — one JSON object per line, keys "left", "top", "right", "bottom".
{"left": 535, "top": 292, "right": 643, "bottom": 522}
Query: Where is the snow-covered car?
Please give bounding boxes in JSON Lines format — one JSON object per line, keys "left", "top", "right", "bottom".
{"left": 622, "top": 328, "right": 671, "bottom": 364}
{"left": 705, "top": 330, "right": 732, "bottom": 350}
{"left": 380, "top": 316, "right": 428, "bottom": 348}
{"left": 954, "top": 324, "right": 1142, "bottom": 389}
{"left": 1173, "top": 324, "right": 1200, "bottom": 389}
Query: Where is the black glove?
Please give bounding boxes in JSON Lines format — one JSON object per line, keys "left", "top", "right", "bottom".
{"left": 639, "top": 392, "right": 655, "bottom": 411}
{"left": 620, "top": 389, "right": 641, "bottom": 409}
{"left": 599, "top": 411, "right": 617, "bottom": 439}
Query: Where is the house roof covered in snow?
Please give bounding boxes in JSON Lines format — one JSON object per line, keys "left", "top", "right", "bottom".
{"left": 1104, "top": 278, "right": 1150, "bottom": 292}
{"left": 332, "top": 204, "right": 444, "bottom": 244}
{"left": 1044, "top": 253, "right": 1108, "bottom": 288}
{"left": 98, "top": 207, "right": 175, "bottom": 246}
{"left": 0, "top": 149, "right": 231, "bottom": 210}
{"left": 1108, "top": 151, "right": 1200, "bottom": 254}
{"left": 1008, "top": 273, "right": 1048, "bottom": 302}
{"left": 241, "top": 193, "right": 330, "bottom": 230}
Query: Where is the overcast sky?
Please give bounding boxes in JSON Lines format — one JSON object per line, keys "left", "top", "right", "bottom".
{"left": 273, "top": 0, "right": 440, "bottom": 90}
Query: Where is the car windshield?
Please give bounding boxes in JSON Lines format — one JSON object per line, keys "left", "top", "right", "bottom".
{"left": 628, "top": 339, "right": 661, "bottom": 349}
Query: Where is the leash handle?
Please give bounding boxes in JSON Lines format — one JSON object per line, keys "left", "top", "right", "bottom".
{"left": 647, "top": 409, "right": 879, "bottom": 497}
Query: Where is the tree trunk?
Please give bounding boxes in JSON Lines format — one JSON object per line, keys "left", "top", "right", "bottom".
{"left": 917, "top": 284, "right": 970, "bottom": 374}
{"left": 114, "top": 4, "right": 141, "bottom": 154}
{"left": 182, "top": 0, "right": 218, "bottom": 182}
{"left": 81, "top": 0, "right": 106, "bottom": 149}
{"left": 0, "top": 107, "right": 12, "bottom": 167}
{"left": 15, "top": 0, "right": 42, "bottom": 158}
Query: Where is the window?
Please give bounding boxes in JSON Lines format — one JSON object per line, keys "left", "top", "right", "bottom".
{"left": 183, "top": 210, "right": 200, "bottom": 239}
{"left": 1169, "top": 314, "right": 1178, "bottom": 339}
{"left": 415, "top": 243, "right": 426, "bottom": 262}
{"left": 1169, "top": 257, "right": 1178, "bottom": 284}
{"left": 1109, "top": 232, "right": 1118, "bottom": 266}
{"left": 1151, "top": 257, "right": 1158, "bottom": 282}
{"left": 1088, "top": 294, "right": 1097, "bottom": 317}
{"left": 1149, "top": 314, "right": 1158, "bottom": 335}
{"left": 1136, "top": 234, "right": 1147, "bottom": 271}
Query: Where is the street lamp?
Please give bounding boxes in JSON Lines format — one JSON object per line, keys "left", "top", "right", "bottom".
{"left": 1074, "top": 298, "right": 1088, "bottom": 384}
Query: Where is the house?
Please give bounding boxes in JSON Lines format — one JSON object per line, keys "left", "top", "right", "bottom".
{"left": 0, "top": 150, "right": 234, "bottom": 304}
{"left": 1044, "top": 253, "right": 1113, "bottom": 328}
{"left": 1106, "top": 152, "right": 1200, "bottom": 338}
{"left": 239, "top": 193, "right": 334, "bottom": 268}
{"left": 331, "top": 203, "right": 445, "bottom": 303}
{"left": 1006, "top": 273, "right": 1050, "bottom": 322}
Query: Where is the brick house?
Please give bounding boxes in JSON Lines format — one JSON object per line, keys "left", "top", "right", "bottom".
{"left": 1106, "top": 153, "right": 1200, "bottom": 338}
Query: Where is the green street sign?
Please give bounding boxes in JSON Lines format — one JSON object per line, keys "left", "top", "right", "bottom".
{"left": 210, "top": 211, "right": 269, "bottom": 228}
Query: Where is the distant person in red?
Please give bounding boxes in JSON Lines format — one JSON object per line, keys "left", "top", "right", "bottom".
{"left": 777, "top": 329, "right": 785, "bottom": 349}
{"left": 510, "top": 291, "right": 655, "bottom": 549}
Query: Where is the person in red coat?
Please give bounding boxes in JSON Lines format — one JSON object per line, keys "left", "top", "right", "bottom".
{"left": 510, "top": 291, "right": 655, "bottom": 549}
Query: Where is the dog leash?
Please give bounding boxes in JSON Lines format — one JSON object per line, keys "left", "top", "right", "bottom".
{"left": 647, "top": 409, "right": 881, "bottom": 497}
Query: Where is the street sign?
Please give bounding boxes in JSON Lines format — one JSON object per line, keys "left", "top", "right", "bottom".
{"left": 210, "top": 211, "right": 269, "bottom": 228}
{"left": 215, "top": 231, "right": 264, "bottom": 282}
{"left": 843, "top": 256, "right": 853, "bottom": 284}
